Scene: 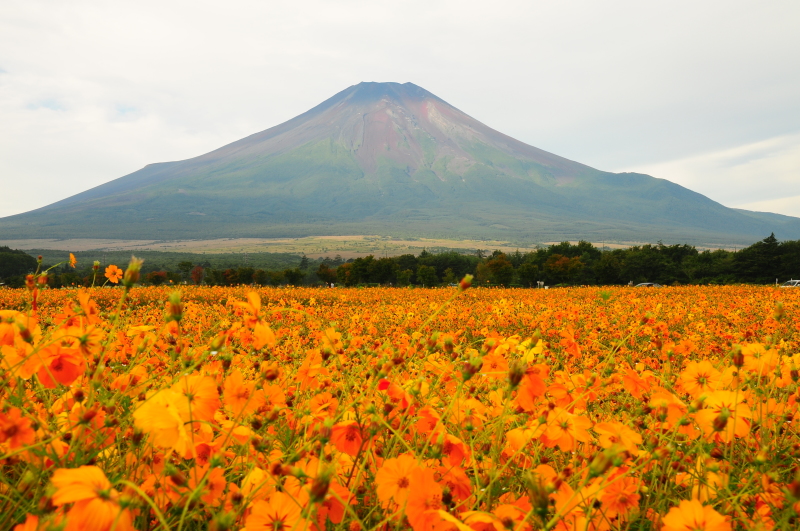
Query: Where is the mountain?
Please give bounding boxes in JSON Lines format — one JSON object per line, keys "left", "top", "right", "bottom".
{"left": 2, "top": 81, "right": 799, "bottom": 245}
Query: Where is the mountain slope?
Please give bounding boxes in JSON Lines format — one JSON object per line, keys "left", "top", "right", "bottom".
{"left": 2, "top": 81, "right": 799, "bottom": 245}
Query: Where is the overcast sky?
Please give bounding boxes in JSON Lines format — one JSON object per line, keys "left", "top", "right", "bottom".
{"left": 1, "top": 0, "right": 799, "bottom": 220}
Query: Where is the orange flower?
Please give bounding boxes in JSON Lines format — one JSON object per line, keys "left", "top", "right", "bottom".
{"left": 543, "top": 408, "right": 592, "bottom": 451}
{"left": 594, "top": 421, "right": 642, "bottom": 455}
{"left": 661, "top": 499, "right": 731, "bottom": 531}
{"left": 694, "top": 390, "right": 752, "bottom": 443}
{"left": 104, "top": 264, "right": 123, "bottom": 284}
{"left": 600, "top": 475, "right": 641, "bottom": 519}
{"left": 133, "top": 389, "right": 192, "bottom": 456}
{"left": 0, "top": 407, "right": 35, "bottom": 449}
{"left": 330, "top": 420, "right": 364, "bottom": 456}
{"left": 69, "top": 253, "right": 77, "bottom": 268}
{"left": 375, "top": 453, "right": 420, "bottom": 506}
{"left": 405, "top": 467, "right": 443, "bottom": 531}
{"left": 13, "top": 514, "right": 38, "bottom": 531}
{"left": 244, "top": 491, "right": 309, "bottom": 531}
{"left": 171, "top": 373, "right": 220, "bottom": 422}
{"left": 679, "top": 360, "right": 721, "bottom": 397}
{"left": 188, "top": 465, "right": 227, "bottom": 507}
{"left": 223, "top": 369, "right": 264, "bottom": 417}
{"left": 51, "top": 466, "right": 134, "bottom": 531}
{"left": 36, "top": 344, "right": 87, "bottom": 389}
{"left": 308, "top": 392, "right": 338, "bottom": 420}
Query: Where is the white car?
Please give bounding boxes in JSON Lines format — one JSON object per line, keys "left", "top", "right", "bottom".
{"left": 781, "top": 280, "right": 800, "bottom": 288}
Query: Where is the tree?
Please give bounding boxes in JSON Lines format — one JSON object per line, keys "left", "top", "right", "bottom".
{"left": 253, "top": 269, "right": 269, "bottom": 285}
{"left": 223, "top": 269, "right": 239, "bottom": 286}
{"left": 0, "top": 247, "right": 37, "bottom": 281}
{"left": 268, "top": 271, "right": 284, "bottom": 286}
{"left": 485, "top": 253, "right": 515, "bottom": 286}
{"left": 371, "top": 257, "right": 398, "bottom": 284}
{"left": 735, "top": 233, "right": 781, "bottom": 283}
{"left": 177, "top": 261, "right": 194, "bottom": 280}
{"left": 317, "top": 263, "right": 337, "bottom": 285}
{"left": 595, "top": 252, "right": 623, "bottom": 285}
{"left": 442, "top": 268, "right": 457, "bottom": 285}
{"left": 147, "top": 271, "right": 168, "bottom": 286}
{"left": 397, "top": 269, "right": 413, "bottom": 286}
{"left": 336, "top": 263, "right": 354, "bottom": 286}
{"left": 283, "top": 268, "right": 305, "bottom": 286}
{"left": 190, "top": 265, "right": 205, "bottom": 285}
{"left": 517, "top": 262, "right": 539, "bottom": 287}
{"left": 417, "top": 265, "right": 438, "bottom": 287}
{"left": 545, "top": 254, "right": 584, "bottom": 285}
{"left": 237, "top": 267, "right": 255, "bottom": 285}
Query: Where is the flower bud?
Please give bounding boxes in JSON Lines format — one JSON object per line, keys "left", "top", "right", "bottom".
{"left": 508, "top": 361, "right": 526, "bottom": 389}
{"left": 713, "top": 409, "right": 730, "bottom": 432}
{"left": 589, "top": 446, "right": 623, "bottom": 478}
{"left": 123, "top": 256, "right": 144, "bottom": 288}
{"left": 731, "top": 346, "right": 744, "bottom": 368}
{"left": 93, "top": 260, "right": 101, "bottom": 272}
{"left": 460, "top": 356, "right": 483, "bottom": 382}
{"left": 523, "top": 472, "right": 550, "bottom": 519}
{"left": 774, "top": 302, "right": 786, "bottom": 321}
{"left": 458, "top": 274, "right": 473, "bottom": 291}
{"left": 167, "top": 291, "right": 183, "bottom": 322}
{"left": 309, "top": 466, "right": 334, "bottom": 503}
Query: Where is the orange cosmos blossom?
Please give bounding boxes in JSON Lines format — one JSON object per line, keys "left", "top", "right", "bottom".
{"left": 405, "top": 467, "right": 444, "bottom": 531}
{"left": 50, "top": 466, "right": 134, "bottom": 531}
{"left": 375, "top": 453, "right": 421, "bottom": 506}
{"left": 594, "top": 421, "right": 642, "bottom": 455}
{"left": 542, "top": 407, "right": 592, "bottom": 451}
{"left": 133, "top": 388, "right": 193, "bottom": 456}
{"left": 69, "top": 253, "right": 77, "bottom": 268}
{"left": 0, "top": 407, "right": 36, "bottom": 449}
{"left": 694, "top": 390, "right": 752, "bottom": 443}
{"left": 678, "top": 360, "right": 721, "bottom": 397}
{"left": 243, "top": 491, "right": 310, "bottom": 531}
{"left": 36, "top": 344, "right": 87, "bottom": 389}
{"left": 13, "top": 514, "right": 39, "bottom": 531}
{"left": 104, "top": 265, "right": 123, "bottom": 284}
{"left": 223, "top": 368, "right": 264, "bottom": 417}
{"left": 600, "top": 474, "right": 641, "bottom": 520}
{"left": 171, "top": 373, "right": 220, "bottom": 422}
{"left": 330, "top": 420, "right": 364, "bottom": 456}
{"left": 661, "top": 499, "right": 731, "bottom": 531}
{"left": 308, "top": 391, "right": 338, "bottom": 420}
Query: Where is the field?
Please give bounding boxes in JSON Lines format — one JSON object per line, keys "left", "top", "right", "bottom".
{"left": 0, "top": 236, "right": 537, "bottom": 259}
{"left": 1, "top": 278, "right": 799, "bottom": 530}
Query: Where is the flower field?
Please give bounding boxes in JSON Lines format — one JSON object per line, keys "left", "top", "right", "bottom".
{"left": 1, "top": 273, "right": 800, "bottom": 530}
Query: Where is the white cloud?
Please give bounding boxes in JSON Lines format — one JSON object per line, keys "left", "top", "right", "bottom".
{"left": 1, "top": 0, "right": 799, "bottom": 218}
{"left": 736, "top": 195, "right": 800, "bottom": 218}
{"left": 616, "top": 133, "right": 800, "bottom": 215}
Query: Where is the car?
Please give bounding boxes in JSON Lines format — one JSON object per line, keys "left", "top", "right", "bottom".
{"left": 634, "top": 282, "right": 662, "bottom": 287}
{"left": 781, "top": 279, "right": 800, "bottom": 288}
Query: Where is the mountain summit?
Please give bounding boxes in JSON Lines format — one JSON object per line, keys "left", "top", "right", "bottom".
{"left": 2, "top": 81, "right": 799, "bottom": 244}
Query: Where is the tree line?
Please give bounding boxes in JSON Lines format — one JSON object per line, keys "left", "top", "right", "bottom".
{"left": 1, "top": 234, "right": 798, "bottom": 288}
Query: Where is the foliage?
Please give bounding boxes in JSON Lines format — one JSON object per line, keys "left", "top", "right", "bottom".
{"left": 3, "top": 234, "right": 800, "bottom": 290}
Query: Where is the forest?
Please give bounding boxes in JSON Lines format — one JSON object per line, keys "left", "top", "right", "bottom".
{"left": 1, "top": 233, "right": 798, "bottom": 288}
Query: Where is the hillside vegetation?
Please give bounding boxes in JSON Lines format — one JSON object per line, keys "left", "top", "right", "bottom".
{"left": 3, "top": 234, "right": 798, "bottom": 288}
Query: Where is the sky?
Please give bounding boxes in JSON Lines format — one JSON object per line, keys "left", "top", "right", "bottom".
{"left": 1, "top": 0, "right": 799, "bottom": 219}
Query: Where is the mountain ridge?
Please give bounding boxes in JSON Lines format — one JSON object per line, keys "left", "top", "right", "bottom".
{"left": 2, "top": 81, "right": 799, "bottom": 245}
